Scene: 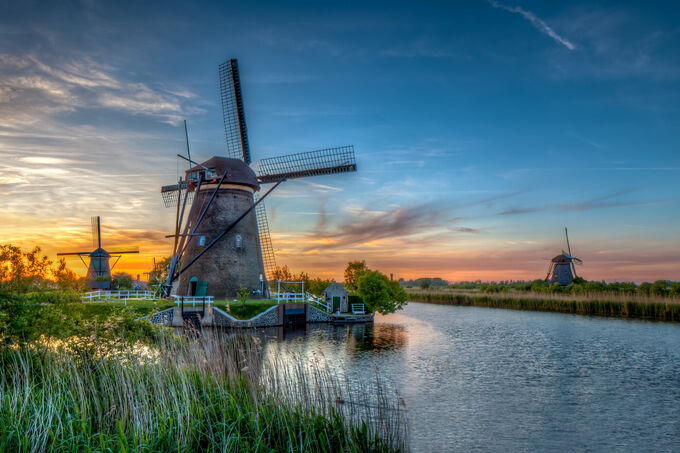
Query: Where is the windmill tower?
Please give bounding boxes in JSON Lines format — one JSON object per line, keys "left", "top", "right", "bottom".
{"left": 160, "top": 58, "right": 357, "bottom": 299}
{"left": 545, "top": 227, "right": 583, "bottom": 285}
{"left": 57, "top": 216, "right": 140, "bottom": 289}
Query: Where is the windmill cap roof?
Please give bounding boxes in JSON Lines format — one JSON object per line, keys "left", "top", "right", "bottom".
{"left": 91, "top": 248, "right": 110, "bottom": 257}
{"left": 552, "top": 254, "right": 573, "bottom": 262}
{"left": 187, "top": 156, "right": 259, "bottom": 190}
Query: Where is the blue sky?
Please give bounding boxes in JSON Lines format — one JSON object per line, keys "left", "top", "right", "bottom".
{"left": 1, "top": 0, "right": 679, "bottom": 281}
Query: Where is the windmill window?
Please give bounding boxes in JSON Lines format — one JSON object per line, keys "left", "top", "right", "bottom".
{"left": 199, "top": 235, "right": 206, "bottom": 247}
{"left": 235, "top": 234, "right": 242, "bottom": 248}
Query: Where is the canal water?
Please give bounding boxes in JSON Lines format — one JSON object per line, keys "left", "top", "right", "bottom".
{"left": 240, "top": 303, "right": 680, "bottom": 452}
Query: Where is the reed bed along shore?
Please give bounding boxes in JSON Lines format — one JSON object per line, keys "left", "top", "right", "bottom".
{"left": 407, "top": 289, "right": 680, "bottom": 321}
{"left": 0, "top": 329, "right": 407, "bottom": 452}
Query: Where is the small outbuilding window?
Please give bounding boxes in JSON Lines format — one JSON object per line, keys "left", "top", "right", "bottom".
{"left": 235, "top": 234, "right": 242, "bottom": 248}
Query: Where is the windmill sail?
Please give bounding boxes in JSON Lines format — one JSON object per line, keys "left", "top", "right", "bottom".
{"left": 161, "top": 182, "right": 194, "bottom": 208}
{"left": 255, "top": 201, "right": 276, "bottom": 280}
{"left": 219, "top": 58, "right": 251, "bottom": 164}
{"left": 91, "top": 216, "right": 100, "bottom": 249}
{"left": 257, "top": 146, "right": 356, "bottom": 184}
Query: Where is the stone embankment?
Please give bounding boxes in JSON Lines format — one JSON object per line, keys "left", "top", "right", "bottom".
{"left": 147, "top": 303, "right": 373, "bottom": 328}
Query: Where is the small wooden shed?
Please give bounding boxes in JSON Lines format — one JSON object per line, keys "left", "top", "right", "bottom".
{"left": 322, "top": 282, "right": 349, "bottom": 313}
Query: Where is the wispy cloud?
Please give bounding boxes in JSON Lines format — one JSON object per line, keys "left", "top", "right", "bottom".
{"left": 0, "top": 54, "right": 197, "bottom": 125}
{"left": 489, "top": 0, "right": 576, "bottom": 50}
{"left": 304, "top": 202, "right": 443, "bottom": 250}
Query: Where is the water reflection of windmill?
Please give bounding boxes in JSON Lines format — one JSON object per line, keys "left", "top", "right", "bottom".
{"left": 160, "top": 58, "right": 357, "bottom": 299}
{"left": 545, "top": 227, "right": 583, "bottom": 285}
{"left": 57, "top": 216, "right": 139, "bottom": 289}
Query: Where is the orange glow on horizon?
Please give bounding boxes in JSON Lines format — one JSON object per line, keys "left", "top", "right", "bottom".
{"left": 5, "top": 226, "right": 679, "bottom": 284}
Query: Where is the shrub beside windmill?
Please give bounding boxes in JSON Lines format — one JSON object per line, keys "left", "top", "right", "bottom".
{"left": 160, "top": 58, "right": 357, "bottom": 299}
{"left": 545, "top": 227, "right": 583, "bottom": 285}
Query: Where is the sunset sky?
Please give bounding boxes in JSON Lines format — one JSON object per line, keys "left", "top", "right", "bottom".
{"left": 1, "top": 0, "right": 679, "bottom": 283}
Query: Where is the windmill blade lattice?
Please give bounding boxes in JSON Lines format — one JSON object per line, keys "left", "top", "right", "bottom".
{"left": 255, "top": 200, "right": 276, "bottom": 280}
{"left": 219, "top": 59, "right": 251, "bottom": 164}
{"left": 91, "top": 216, "right": 99, "bottom": 249}
{"left": 257, "top": 146, "right": 356, "bottom": 183}
{"left": 161, "top": 182, "right": 195, "bottom": 208}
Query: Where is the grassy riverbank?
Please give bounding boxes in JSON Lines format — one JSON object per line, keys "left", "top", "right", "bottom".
{"left": 407, "top": 289, "right": 680, "bottom": 321}
{"left": 1, "top": 294, "right": 407, "bottom": 451}
{"left": 213, "top": 299, "right": 278, "bottom": 320}
{"left": 0, "top": 334, "right": 405, "bottom": 452}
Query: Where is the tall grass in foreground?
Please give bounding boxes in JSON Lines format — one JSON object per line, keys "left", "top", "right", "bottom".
{"left": 0, "top": 330, "right": 407, "bottom": 452}
{"left": 408, "top": 290, "right": 680, "bottom": 321}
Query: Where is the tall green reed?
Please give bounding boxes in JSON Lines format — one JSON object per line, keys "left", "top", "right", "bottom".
{"left": 408, "top": 290, "right": 680, "bottom": 321}
{"left": 0, "top": 329, "right": 407, "bottom": 452}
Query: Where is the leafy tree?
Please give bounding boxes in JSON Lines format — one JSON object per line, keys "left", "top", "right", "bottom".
{"left": 671, "top": 282, "right": 680, "bottom": 296}
{"left": 269, "top": 264, "right": 335, "bottom": 296}
{"left": 52, "top": 258, "right": 79, "bottom": 290}
{"left": 639, "top": 282, "right": 652, "bottom": 295}
{"left": 419, "top": 278, "right": 432, "bottom": 289}
{"left": 651, "top": 280, "right": 669, "bottom": 296}
{"left": 357, "top": 270, "right": 407, "bottom": 314}
{"left": 0, "top": 244, "right": 55, "bottom": 292}
{"left": 271, "top": 265, "right": 292, "bottom": 281}
{"left": 344, "top": 260, "right": 368, "bottom": 292}
{"left": 24, "top": 246, "right": 51, "bottom": 283}
{"left": 306, "top": 277, "right": 333, "bottom": 296}
{"left": 111, "top": 272, "right": 134, "bottom": 290}
{"left": 0, "top": 244, "right": 25, "bottom": 289}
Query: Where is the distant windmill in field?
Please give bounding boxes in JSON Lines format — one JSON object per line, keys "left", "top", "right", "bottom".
{"left": 57, "top": 216, "right": 139, "bottom": 289}
{"left": 160, "top": 58, "right": 357, "bottom": 299}
{"left": 545, "top": 227, "right": 583, "bottom": 285}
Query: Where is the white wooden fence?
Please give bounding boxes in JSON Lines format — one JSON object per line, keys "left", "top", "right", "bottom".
{"left": 351, "top": 303, "right": 366, "bottom": 315}
{"left": 81, "top": 290, "right": 156, "bottom": 303}
{"left": 270, "top": 291, "right": 306, "bottom": 303}
{"left": 171, "top": 295, "right": 214, "bottom": 307}
{"left": 307, "top": 292, "right": 333, "bottom": 312}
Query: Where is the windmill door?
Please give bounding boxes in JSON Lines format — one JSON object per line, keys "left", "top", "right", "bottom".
{"left": 195, "top": 281, "right": 208, "bottom": 297}
{"left": 332, "top": 296, "right": 341, "bottom": 312}
{"left": 188, "top": 277, "right": 198, "bottom": 296}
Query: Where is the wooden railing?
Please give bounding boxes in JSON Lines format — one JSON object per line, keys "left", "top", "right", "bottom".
{"left": 306, "top": 292, "right": 332, "bottom": 312}
{"left": 81, "top": 290, "right": 156, "bottom": 303}
{"left": 171, "top": 295, "right": 214, "bottom": 307}
{"left": 351, "top": 303, "right": 366, "bottom": 315}
{"left": 271, "top": 291, "right": 306, "bottom": 303}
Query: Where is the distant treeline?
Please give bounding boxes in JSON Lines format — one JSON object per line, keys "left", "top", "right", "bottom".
{"left": 402, "top": 277, "right": 680, "bottom": 297}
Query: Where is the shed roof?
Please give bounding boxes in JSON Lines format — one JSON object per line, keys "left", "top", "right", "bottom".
{"left": 322, "top": 282, "right": 348, "bottom": 294}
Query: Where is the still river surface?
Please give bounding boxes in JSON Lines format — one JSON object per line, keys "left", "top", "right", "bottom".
{"left": 240, "top": 302, "right": 680, "bottom": 451}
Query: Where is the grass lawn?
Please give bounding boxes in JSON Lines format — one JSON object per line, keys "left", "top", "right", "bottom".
{"left": 213, "top": 299, "right": 277, "bottom": 320}
{"left": 62, "top": 299, "right": 176, "bottom": 321}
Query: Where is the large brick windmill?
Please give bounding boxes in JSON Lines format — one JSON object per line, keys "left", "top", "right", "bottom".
{"left": 160, "top": 59, "right": 357, "bottom": 299}
{"left": 57, "top": 216, "right": 140, "bottom": 289}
